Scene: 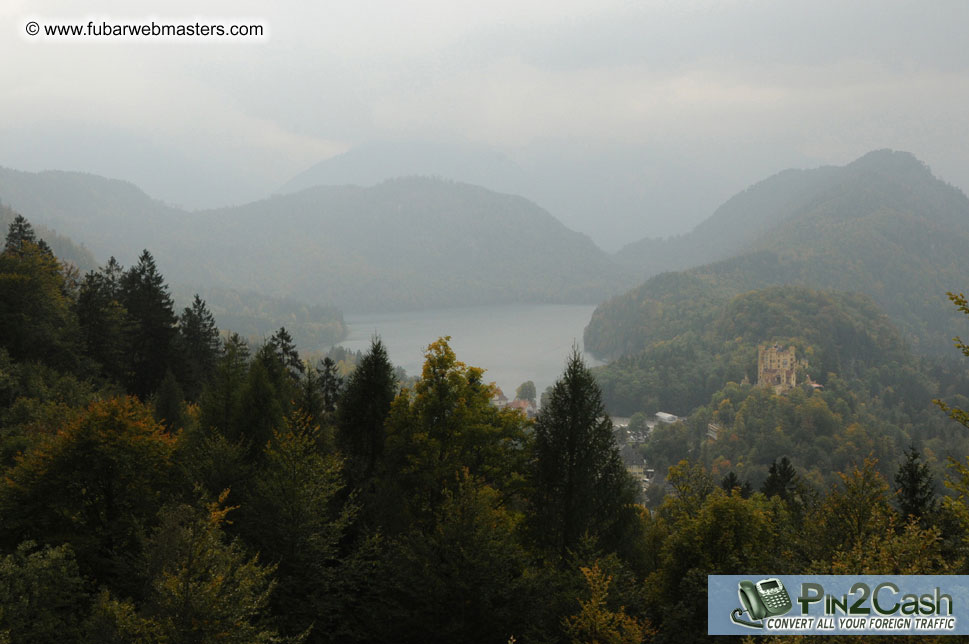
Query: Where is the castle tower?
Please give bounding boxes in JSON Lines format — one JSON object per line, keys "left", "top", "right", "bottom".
{"left": 757, "top": 344, "right": 799, "bottom": 394}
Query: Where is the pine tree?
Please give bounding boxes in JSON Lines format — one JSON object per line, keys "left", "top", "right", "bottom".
{"left": 720, "top": 471, "right": 752, "bottom": 498}
{"left": 529, "top": 348, "right": 638, "bottom": 561}
{"left": 337, "top": 337, "right": 397, "bottom": 489}
{"left": 320, "top": 356, "right": 342, "bottom": 414}
{"left": 4, "top": 215, "right": 36, "bottom": 254}
{"left": 761, "top": 457, "right": 798, "bottom": 501}
{"left": 199, "top": 333, "right": 250, "bottom": 439}
{"left": 294, "top": 366, "right": 326, "bottom": 429}
{"left": 0, "top": 216, "right": 79, "bottom": 369}
{"left": 243, "top": 413, "right": 357, "bottom": 640}
{"left": 233, "top": 359, "right": 286, "bottom": 458}
{"left": 119, "top": 250, "right": 178, "bottom": 399}
{"left": 266, "top": 327, "right": 303, "bottom": 380}
{"left": 76, "top": 259, "right": 128, "bottom": 383}
{"left": 103, "top": 256, "right": 124, "bottom": 284}
{"left": 177, "top": 294, "right": 221, "bottom": 400}
{"left": 894, "top": 445, "right": 937, "bottom": 522}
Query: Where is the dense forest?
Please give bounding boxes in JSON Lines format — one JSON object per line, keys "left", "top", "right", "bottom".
{"left": 582, "top": 150, "right": 969, "bottom": 507}
{"left": 3, "top": 202, "right": 969, "bottom": 643}
{"left": 593, "top": 150, "right": 969, "bottom": 358}
{"left": 0, "top": 214, "right": 643, "bottom": 642}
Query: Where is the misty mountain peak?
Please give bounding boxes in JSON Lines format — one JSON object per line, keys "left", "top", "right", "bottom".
{"left": 846, "top": 148, "right": 931, "bottom": 177}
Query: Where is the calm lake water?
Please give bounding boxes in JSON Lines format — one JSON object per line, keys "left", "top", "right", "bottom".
{"left": 338, "top": 304, "right": 602, "bottom": 398}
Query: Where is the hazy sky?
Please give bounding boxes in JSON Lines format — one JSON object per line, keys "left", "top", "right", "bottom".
{"left": 4, "top": 0, "right": 969, "bottom": 249}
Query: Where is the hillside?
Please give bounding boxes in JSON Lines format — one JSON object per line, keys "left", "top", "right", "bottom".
{"left": 592, "top": 286, "right": 915, "bottom": 415}
{"left": 0, "top": 169, "right": 632, "bottom": 312}
{"left": 613, "top": 164, "right": 842, "bottom": 274}
{"left": 190, "top": 178, "right": 631, "bottom": 311}
{"left": 588, "top": 150, "right": 969, "bottom": 358}
{"left": 610, "top": 286, "right": 969, "bottom": 497}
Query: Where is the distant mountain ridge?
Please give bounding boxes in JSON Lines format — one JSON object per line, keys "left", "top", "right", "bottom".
{"left": 612, "top": 165, "right": 840, "bottom": 273}
{"left": 0, "top": 169, "right": 633, "bottom": 313}
{"left": 0, "top": 167, "right": 186, "bottom": 266}
{"left": 5, "top": 150, "right": 968, "bottom": 343}
{"left": 588, "top": 150, "right": 969, "bottom": 358}
{"left": 185, "top": 177, "right": 632, "bottom": 311}
{"left": 278, "top": 141, "right": 529, "bottom": 197}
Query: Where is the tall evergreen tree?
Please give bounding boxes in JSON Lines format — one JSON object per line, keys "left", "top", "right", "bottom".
{"left": 294, "top": 365, "right": 326, "bottom": 428}
{"left": 119, "top": 250, "right": 178, "bottom": 399}
{"left": 76, "top": 259, "right": 128, "bottom": 383}
{"left": 337, "top": 337, "right": 397, "bottom": 489}
{"left": 199, "top": 333, "right": 250, "bottom": 438}
{"left": 4, "top": 214, "right": 37, "bottom": 254}
{"left": 177, "top": 294, "right": 221, "bottom": 400}
{"left": 894, "top": 445, "right": 937, "bottom": 522}
{"left": 720, "top": 471, "right": 752, "bottom": 498}
{"left": 320, "top": 356, "right": 342, "bottom": 414}
{"left": 233, "top": 359, "right": 286, "bottom": 459}
{"left": 0, "top": 217, "right": 79, "bottom": 369}
{"left": 242, "top": 413, "right": 359, "bottom": 641}
{"left": 761, "top": 457, "right": 798, "bottom": 501}
{"left": 529, "top": 348, "right": 638, "bottom": 561}
{"left": 265, "top": 327, "right": 303, "bottom": 380}
{"left": 103, "top": 255, "right": 124, "bottom": 284}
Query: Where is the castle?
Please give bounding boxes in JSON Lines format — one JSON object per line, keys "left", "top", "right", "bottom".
{"left": 757, "top": 344, "right": 802, "bottom": 394}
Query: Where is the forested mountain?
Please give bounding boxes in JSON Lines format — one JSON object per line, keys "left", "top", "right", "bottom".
{"left": 593, "top": 286, "right": 913, "bottom": 415}
{"left": 587, "top": 151, "right": 969, "bottom": 500}
{"left": 613, "top": 149, "right": 968, "bottom": 273}
{"left": 185, "top": 178, "right": 631, "bottom": 311}
{"left": 613, "top": 163, "right": 842, "bottom": 274}
{"left": 590, "top": 150, "right": 969, "bottom": 358}
{"left": 0, "top": 169, "right": 632, "bottom": 312}
{"left": 7, "top": 150, "right": 964, "bottom": 323}
{"left": 592, "top": 284, "right": 969, "bottom": 505}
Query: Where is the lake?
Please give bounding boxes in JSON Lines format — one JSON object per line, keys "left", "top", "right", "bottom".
{"left": 338, "top": 304, "right": 602, "bottom": 398}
